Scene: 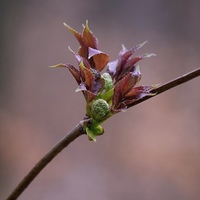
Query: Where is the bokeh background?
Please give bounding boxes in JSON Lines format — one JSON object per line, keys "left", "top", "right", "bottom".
{"left": 1, "top": 0, "right": 200, "bottom": 200}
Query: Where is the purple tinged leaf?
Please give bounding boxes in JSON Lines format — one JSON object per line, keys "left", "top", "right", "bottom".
{"left": 78, "top": 46, "right": 88, "bottom": 59}
{"left": 79, "top": 61, "right": 94, "bottom": 90}
{"left": 130, "top": 65, "right": 142, "bottom": 83}
{"left": 112, "top": 73, "right": 135, "bottom": 110}
{"left": 112, "top": 82, "right": 123, "bottom": 110}
{"left": 123, "top": 56, "right": 143, "bottom": 69}
{"left": 63, "top": 23, "right": 84, "bottom": 47}
{"left": 123, "top": 53, "right": 156, "bottom": 70}
{"left": 78, "top": 62, "right": 105, "bottom": 94}
{"left": 119, "top": 41, "right": 148, "bottom": 65}
{"left": 111, "top": 102, "right": 127, "bottom": 114}
{"left": 115, "top": 64, "right": 141, "bottom": 86}
{"left": 82, "top": 20, "right": 98, "bottom": 49}
{"left": 119, "top": 44, "right": 127, "bottom": 55}
{"left": 50, "top": 63, "right": 81, "bottom": 84}
{"left": 124, "top": 85, "right": 154, "bottom": 100}
{"left": 119, "top": 41, "right": 147, "bottom": 56}
{"left": 91, "top": 77, "right": 105, "bottom": 94}
{"left": 84, "top": 90, "right": 97, "bottom": 102}
{"left": 107, "top": 42, "right": 148, "bottom": 83}
{"left": 66, "top": 64, "right": 81, "bottom": 84}
{"left": 64, "top": 21, "right": 99, "bottom": 59}
{"left": 81, "top": 58, "right": 91, "bottom": 69}
{"left": 122, "top": 74, "right": 137, "bottom": 95}
{"left": 76, "top": 83, "right": 87, "bottom": 92}
{"left": 88, "top": 47, "right": 110, "bottom": 71}
{"left": 112, "top": 66, "right": 142, "bottom": 110}
{"left": 107, "top": 60, "right": 118, "bottom": 77}
{"left": 68, "top": 46, "right": 91, "bottom": 69}
{"left": 113, "top": 65, "right": 135, "bottom": 82}
{"left": 88, "top": 48, "right": 104, "bottom": 59}
{"left": 68, "top": 46, "right": 81, "bottom": 61}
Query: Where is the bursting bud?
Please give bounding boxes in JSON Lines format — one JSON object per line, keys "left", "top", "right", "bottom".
{"left": 91, "top": 99, "right": 110, "bottom": 121}
{"left": 52, "top": 21, "right": 156, "bottom": 142}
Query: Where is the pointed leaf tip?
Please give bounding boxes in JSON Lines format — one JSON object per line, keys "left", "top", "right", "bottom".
{"left": 63, "top": 22, "right": 75, "bottom": 31}
{"left": 63, "top": 23, "right": 74, "bottom": 32}
{"left": 49, "top": 63, "right": 66, "bottom": 68}
{"left": 143, "top": 53, "right": 156, "bottom": 58}
{"left": 64, "top": 22, "right": 84, "bottom": 47}
{"left": 82, "top": 21, "right": 98, "bottom": 49}
{"left": 131, "top": 40, "right": 148, "bottom": 52}
{"left": 85, "top": 20, "right": 89, "bottom": 28}
{"left": 140, "top": 40, "right": 148, "bottom": 47}
{"left": 63, "top": 22, "right": 68, "bottom": 27}
{"left": 75, "top": 83, "right": 87, "bottom": 92}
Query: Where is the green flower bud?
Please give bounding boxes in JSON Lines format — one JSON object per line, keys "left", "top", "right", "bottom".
{"left": 91, "top": 99, "right": 110, "bottom": 121}
{"left": 101, "top": 72, "right": 113, "bottom": 91}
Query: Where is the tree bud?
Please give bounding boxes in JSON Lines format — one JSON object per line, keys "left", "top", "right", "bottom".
{"left": 101, "top": 72, "right": 113, "bottom": 91}
{"left": 91, "top": 99, "right": 110, "bottom": 121}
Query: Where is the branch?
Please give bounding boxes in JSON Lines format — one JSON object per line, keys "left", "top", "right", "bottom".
{"left": 5, "top": 68, "right": 200, "bottom": 200}
{"left": 128, "top": 68, "right": 200, "bottom": 108}
{"left": 5, "top": 123, "right": 85, "bottom": 200}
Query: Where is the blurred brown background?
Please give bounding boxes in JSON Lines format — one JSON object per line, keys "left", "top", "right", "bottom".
{"left": 1, "top": 0, "right": 200, "bottom": 200}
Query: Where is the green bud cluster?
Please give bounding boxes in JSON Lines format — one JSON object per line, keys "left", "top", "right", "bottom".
{"left": 91, "top": 99, "right": 110, "bottom": 121}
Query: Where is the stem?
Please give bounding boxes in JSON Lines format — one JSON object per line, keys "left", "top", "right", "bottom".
{"left": 128, "top": 68, "right": 200, "bottom": 108}
{"left": 5, "top": 68, "right": 200, "bottom": 200}
{"left": 5, "top": 123, "right": 85, "bottom": 200}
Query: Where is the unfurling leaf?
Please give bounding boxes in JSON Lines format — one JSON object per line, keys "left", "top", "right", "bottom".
{"left": 88, "top": 47, "right": 110, "bottom": 71}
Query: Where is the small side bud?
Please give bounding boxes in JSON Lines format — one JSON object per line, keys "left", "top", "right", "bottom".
{"left": 93, "top": 125, "right": 104, "bottom": 135}
{"left": 86, "top": 125, "right": 104, "bottom": 142}
{"left": 91, "top": 99, "right": 110, "bottom": 121}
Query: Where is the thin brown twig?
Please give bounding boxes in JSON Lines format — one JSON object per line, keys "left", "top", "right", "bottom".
{"left": 5, "top": 123, "right": 85, "bottom": 200}
{"left": 128, "top": 68, "right": 200, "bottom": 108}
{"left": 5, "top": 68, "right": 200, "bottom": 200}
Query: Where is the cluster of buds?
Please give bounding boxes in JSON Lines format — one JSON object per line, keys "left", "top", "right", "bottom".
{"left": 52, "top": 21, "right": 156, "bottom": 141}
